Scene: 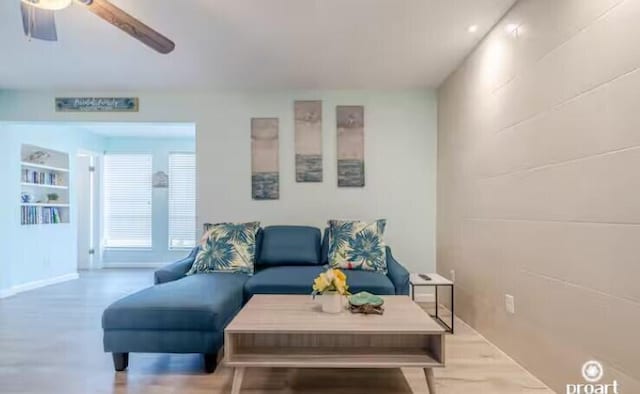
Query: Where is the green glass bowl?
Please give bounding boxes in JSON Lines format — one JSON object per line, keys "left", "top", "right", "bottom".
{"left": 348, "top": 291, "right": 384, "bottom": 307}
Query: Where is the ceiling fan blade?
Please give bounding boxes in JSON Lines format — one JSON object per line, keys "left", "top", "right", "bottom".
{"left": 20, "top": 2, "right": 58, "bottom": 41}
{"left": 81, "top": 0, "right": 175, "bottom": 54}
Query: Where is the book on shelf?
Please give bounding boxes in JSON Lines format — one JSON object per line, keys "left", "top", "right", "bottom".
{"left": 21, "top": 206, "right": 62, "bottom": 225}
{"left": 22, "top": 168, "right": 62, "bottom": 186}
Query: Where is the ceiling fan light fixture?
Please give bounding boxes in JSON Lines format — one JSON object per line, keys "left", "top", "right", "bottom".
{"left": 21, "top": 0, "right": 72, "bottom": 10}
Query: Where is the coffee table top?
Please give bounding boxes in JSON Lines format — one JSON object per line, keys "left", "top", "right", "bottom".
{"left": 226, "top": 295, "right": 444, "bottom": 335}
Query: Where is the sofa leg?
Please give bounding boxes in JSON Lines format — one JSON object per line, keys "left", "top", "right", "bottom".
{"left": 112, "top": 353, "right": 129, "bottom": 372}
{"left": 203, "top": 353, "right": 218, "bottom": 373}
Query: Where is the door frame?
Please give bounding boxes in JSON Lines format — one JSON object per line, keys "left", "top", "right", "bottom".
{"left": 76, "top": 149, "right": 102, "bottom": 270}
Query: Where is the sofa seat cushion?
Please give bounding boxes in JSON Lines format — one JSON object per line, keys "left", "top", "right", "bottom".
{"left": 343, "top": 269, "right": 396, "bottom": 295}
{"left": 244, "top": 266, "right": 396, "bottom": 297}
{"left": 245, "top": 266, "right": 324, "bottom": 296}
{"left": 257, "top": 226, "right": 322, "bottom": 266}
{"left": 103, "top": 273, "right": 247, "bottom": 332}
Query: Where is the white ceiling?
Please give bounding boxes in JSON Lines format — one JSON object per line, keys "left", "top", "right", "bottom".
{"left": 0, "top": 0, "right": 515, "bottom": 90}
{"left": 81, "top": 122, "right": 195, "bottom": 138}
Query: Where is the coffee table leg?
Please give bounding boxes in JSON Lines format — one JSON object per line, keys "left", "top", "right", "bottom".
{"left": 231, "top": 367, "right": 245, "bottom": 394}
{"left": 424, "top": 368, "right": 436, "bottom": 393}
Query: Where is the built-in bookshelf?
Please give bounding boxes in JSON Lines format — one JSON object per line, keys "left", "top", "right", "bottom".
{"left": 20, "top": 144, "right": 70, "bottom": 225}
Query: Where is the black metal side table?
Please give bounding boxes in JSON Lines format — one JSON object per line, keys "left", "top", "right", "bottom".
{"left": 410, "top": 273, "right": 454, "bottom": 333}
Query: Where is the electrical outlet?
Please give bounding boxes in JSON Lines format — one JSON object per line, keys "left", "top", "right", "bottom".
{"left": 505, "top": 294, "right": 515, "bottom": 314}
{"left": 450, "top": 269, "right": 456, "bottom": 282}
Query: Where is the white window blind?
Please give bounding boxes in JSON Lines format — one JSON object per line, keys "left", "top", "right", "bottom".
{"left": 168, "top": 153, "right": 196, "bottom": 249}
{"left": 104, "top": 154, "right": 153, "bottom": 248}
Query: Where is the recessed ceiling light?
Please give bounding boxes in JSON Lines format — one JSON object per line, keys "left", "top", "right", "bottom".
{"left": 467, "top": 25, "right": 478, "bottom": 33}
{"left": 505, "top": 23, "right": 520, "bottom": 36}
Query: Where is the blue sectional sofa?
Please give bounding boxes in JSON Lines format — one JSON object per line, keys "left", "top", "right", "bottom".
{"left": 102, "top": 225, "right": 410, "bottom": 372}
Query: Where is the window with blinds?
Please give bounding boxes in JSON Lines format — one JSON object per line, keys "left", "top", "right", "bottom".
{"left": 103, "top": 154, "right": 153, "bottom": 248}
{"left": 168, "top": 153, "right": 196, "bottom": 249}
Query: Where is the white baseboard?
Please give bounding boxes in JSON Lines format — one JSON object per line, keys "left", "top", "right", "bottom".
{"left": 413, "top": 293, "right": 436, "bottom": 303}
{"left": 11, "top": 272, "right": 79, "bottom": 294}
{"left": 0, "top": 287, "right": 15, "bottom": 298}
{"left": 0, "top": 272, "right": 79, "bottom": 299}
{"left": 102, "top": 262, "right": 166, "bottom": 269}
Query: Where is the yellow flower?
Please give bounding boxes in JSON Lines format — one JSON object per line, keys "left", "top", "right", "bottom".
{"left": 332, "top": 269, "right": 348, "bottom": 295}
{"left": 333, "top": 269, "right": 346, "bottom": 282}
{"left": 334, "top": 280, "right": 347, "bottom": 295}
{"left": 313, "top": 274, "right": 330, "bottom": 292}
{"left": 312, "top": 268, "right": 349, "bottom": 296}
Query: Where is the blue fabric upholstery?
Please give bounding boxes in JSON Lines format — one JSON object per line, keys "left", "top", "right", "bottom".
{"left": 245, "top": 266, "right": 324, "bottom": 298}
{"left": 385, "top": 247, "right": 410, "bottom": 295}
{"left": 323, "top": 228, "right": 409, "bottom": 295}
{"left": 104, "top": 273, "right": 247, "bottom": 332}
{"left": 154, "top": 246, "right": 199, "bottom": 284}
{"left": 107, "top": 225, "right": 411, "bottom": 368}
{"left": 104, "top": 330, "right": 222, "bottom": 354}
{"left": 256, "top": 227, "right": 263, "bottom": 260}
{"left": 257, "top": 226, "right": 321, "bottom": 266}
{"left": 342, "top": 269, "right": 396, "bottom": 295}
{"left": 321, "top": 227, "right": 330, "bottom": 264}
{"left": 244, "top": 265, "right": 395, "bottom": 298}
{"left": 154, "top": 229, "right": 264, "bottom": 284}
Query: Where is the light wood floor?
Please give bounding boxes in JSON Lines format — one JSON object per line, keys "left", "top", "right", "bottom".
{"left": 0, "top": 270, "right": 554, "bottom": 394}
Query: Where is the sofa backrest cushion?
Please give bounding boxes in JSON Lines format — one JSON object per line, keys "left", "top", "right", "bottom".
{"left": 258, "top": 225, "right": 322, "bottom": 266}
{"left": 255, "top": 227, "right": 263, "bottom": 261}
{"left": 321, "top": 227, "right": 330, "bottom": 264}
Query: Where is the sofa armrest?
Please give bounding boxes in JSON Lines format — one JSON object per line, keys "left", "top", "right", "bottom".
{"left": 386, "top": 247, "right": 410, "bottom": 295}
{"left": 153, "top": 247, "right": 199, "bottom": 285}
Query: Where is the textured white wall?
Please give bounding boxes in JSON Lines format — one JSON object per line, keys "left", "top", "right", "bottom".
{"left": 438, "top": 0, "right": 640, "bottom": 391}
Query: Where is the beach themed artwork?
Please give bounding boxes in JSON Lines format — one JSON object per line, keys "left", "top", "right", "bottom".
{"left": 336, "top": 106, "right": 365, "bottom": 187}
{"left": 251, "top": 118, "right": 279, "bottom": 200}
{"left": 294, "top": 100, "right": 323, "bottom": 182}
{"left": 55, "top": 97, "right": 139, "bottom": 112}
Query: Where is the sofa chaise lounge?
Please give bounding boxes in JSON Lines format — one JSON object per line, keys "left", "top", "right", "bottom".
{"left": 102, "top": 225, "right": 410, "bottom": 372}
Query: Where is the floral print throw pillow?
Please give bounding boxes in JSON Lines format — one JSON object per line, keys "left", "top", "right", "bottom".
{"left": 327, "top": 219, "right": 387, "bottom": 273}
{"left": 187, "top": 221, "right": 260, "bottom": 276}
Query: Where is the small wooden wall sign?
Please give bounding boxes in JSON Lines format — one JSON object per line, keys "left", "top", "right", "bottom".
{"left": 55, "top": 97, "right": 139, "bottom": 112}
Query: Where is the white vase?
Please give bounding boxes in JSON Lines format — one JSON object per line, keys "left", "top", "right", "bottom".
{"left": 321, "top": 291, "right": 343, "bottom": 314}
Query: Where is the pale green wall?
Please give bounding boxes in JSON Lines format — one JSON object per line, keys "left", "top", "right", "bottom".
{"left": 0, "top": 123, "right": 104, "bottom": 295}
{"left": 0, "top": 123, "right": 196, "bottom": 296}
{"left": 0, "top": 89, "right": 437, "bottom": 273}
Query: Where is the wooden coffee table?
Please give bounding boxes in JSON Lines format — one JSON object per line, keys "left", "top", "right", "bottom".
{"left": 224, "top": 295, "right": 446, "bottom": 393}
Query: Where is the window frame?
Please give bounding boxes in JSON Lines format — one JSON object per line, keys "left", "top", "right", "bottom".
{"left": 102, "top": 153, "right": 154, "bottom": 250}
{"left": 167, "top": 151, "right": 197, "bottom": 250}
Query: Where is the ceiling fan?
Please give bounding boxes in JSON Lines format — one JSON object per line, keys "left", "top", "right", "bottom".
{"left": 20, "top": 0, "right": 175, "bottom": 54}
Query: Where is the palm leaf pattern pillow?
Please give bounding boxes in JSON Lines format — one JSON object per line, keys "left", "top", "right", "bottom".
{"left": 327, "top": 219, "right": 387, "bottom": 273}
{"left": 187, "top": 221, "right": 260, "bottom": 275}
